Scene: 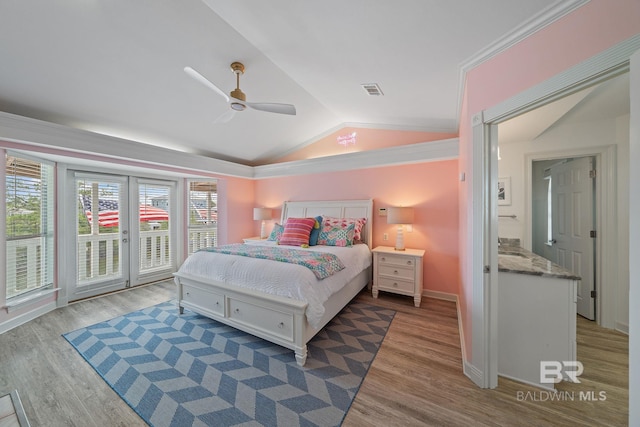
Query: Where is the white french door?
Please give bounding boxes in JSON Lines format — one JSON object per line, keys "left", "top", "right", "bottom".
{"left": 69, "top": 172, "right": 129, "bottom": 300}
{"left": 130, "top": 178, "right": 176, "bottom": 287}
{"left": 67, "top": 172, "right": 176, "bottom": 301}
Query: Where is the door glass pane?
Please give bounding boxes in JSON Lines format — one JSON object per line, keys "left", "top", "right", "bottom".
{"left": 76, "top": 179, "right": 122, "bottom": 285}
{"left": 138, "top": 183, "right": 172, "bottom": 274}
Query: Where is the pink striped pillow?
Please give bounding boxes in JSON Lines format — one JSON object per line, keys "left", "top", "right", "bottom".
{"left": 278, "top": 217, "right": 317, "bottom": 246}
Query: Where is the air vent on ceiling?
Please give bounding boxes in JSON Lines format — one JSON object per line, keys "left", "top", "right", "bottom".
{"left": 361, "top": 83, "right": 384, "bottom": 96}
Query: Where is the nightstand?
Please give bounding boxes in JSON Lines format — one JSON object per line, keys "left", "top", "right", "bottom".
{"left": 372, "top": 246, "right": 425, "bottom": 307}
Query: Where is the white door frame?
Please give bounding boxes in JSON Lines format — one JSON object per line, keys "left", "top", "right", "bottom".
{"left": 627, "top": 47, "right": 639, "bottom": 427}
{"left": 471, "top": 35, "right": 639, "bottom": 399}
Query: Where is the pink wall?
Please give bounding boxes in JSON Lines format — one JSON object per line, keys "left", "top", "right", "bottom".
{"left": 458, "top": 0, "right": 640, "bottom": 363}
{"left": 215, "top": 176, "right": 255, "bottom": 245}
{"left": 273, "top": 127, "right": 457, "bottom": 163}
{"left": 255, "top": 160, "right": 460, "bottom": 295}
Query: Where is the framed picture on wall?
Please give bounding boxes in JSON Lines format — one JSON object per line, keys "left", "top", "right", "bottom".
{"left": 498, "top": 177, "right": 511, "bottom": 206}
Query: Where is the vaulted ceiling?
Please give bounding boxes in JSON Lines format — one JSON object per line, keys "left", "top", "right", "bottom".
{"left": 1, "top": 1, "right": 587, "bottom": 166}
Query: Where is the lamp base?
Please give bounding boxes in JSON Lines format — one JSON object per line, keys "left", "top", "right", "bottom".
{"left": 394, "top": 225, "right": 406, "bottom": 251}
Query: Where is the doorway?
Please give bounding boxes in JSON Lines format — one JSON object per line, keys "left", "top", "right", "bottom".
{"left": 67, "top": 171, "right": 176, "bottom": 301}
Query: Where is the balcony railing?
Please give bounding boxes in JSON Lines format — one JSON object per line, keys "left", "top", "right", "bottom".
{"left": 7, "top": 228, "right": 217, "bottom": 299}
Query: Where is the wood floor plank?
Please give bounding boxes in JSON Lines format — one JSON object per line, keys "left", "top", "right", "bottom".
{"left": 0, "top": 281, "right": 628, "bottom": 426}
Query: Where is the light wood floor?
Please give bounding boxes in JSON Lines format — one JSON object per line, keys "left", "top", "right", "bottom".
{"left": 0, "top": 281, "right": 628, "bottom": 426}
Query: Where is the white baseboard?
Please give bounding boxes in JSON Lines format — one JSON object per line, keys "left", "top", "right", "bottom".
{"left": 0, "top": 301, "right": 57, "bottom": 335}
{"left": 451, "top": 292, "right": 487, "bottom": 388}
{"left": 422, "top": 289, "right": 458, "bottom": 302}
{"left": 615, "top": 321, "right": 629, "bottom": 335}
{"left": 464, "top": 360, "right": 485, "bottom": 387}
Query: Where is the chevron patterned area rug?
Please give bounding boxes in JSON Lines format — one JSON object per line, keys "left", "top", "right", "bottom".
{"left": 63, "top": 300, "right": 394, "bottom": 427}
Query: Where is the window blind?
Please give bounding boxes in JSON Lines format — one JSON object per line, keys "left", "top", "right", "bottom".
{"left": 5, "top": 154, "right": 54, "bottom": 299}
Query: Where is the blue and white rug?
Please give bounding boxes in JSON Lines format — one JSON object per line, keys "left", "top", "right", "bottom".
{"left": 63, "top": 300, "right": 394, "bottom": 427}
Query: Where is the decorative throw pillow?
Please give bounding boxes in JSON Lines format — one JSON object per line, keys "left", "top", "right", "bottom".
{"left": 320, "top": 216, "right": 367, "bottom": 241}
{"left": 317, "top": 222, "right": 355, "bottom": 247}
{"left": 278, "top": 217, "right": 316, "bottom": 246}
{"left": 308, "top": 215, "right": 323, "bottom": 246}
{"left": 267, "top": 223, "right": 284, "bottom": 241}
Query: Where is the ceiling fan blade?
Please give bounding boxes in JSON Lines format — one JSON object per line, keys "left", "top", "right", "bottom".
{"left": 184, "top": 66, "right": 230, "bottom": 103}
{"left": 245, "top": 102, "right": 296, "bottom": 115}
{"left": 214, "top": 109, "right": 236, "bottom": 123}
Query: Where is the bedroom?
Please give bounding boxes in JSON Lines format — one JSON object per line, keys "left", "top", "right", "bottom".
{"left": 1, "top": 1, "right": 639, "bottom": 426}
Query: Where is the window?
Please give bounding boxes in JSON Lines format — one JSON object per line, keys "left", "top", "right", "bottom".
{"left": 5, "top": 154, "right": 54, "bottom": 300}
{"left": 187, "top": 180, "right": 217, "bottom": 254}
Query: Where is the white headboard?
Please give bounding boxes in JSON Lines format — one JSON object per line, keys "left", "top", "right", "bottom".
{"left": 280, "top": 199, "right": 374, "bottom": 249}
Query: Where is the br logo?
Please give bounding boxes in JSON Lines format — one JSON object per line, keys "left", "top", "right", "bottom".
{"left": 540, "top": 361, "right": 584, "bottom": 384}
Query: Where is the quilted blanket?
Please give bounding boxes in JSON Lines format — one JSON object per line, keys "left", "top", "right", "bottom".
{"left": 201, "top": 243, "right": 345, "bottom": 279}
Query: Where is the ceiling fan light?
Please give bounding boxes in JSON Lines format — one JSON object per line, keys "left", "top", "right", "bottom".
{"left": 230, "top": 102, "right": 246, "bottom": 111}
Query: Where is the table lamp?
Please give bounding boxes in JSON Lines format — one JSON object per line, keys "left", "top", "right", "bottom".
{"left": 387, "top": 206, "right": 414, "bottom": 251}
{"left": 253, "top": 207, "right": 272, "bottom": 239}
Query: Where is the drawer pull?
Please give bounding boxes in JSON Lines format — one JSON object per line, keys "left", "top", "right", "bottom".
{"left": 407, "top": 260, "right": 413, "bottom": 265}
{"left": 278, "top": 322, "right": 284, "bottom": 329}
{"left": 381, "top": 257, "right": 386, "bottom": 262}
{"left": 235, "top": 308, "right": 240, "bottom": 313}
{"left": 394, "top": 270, "right": 399, "bottom": 274}
{"left": 186, "top": 292, "right": 190, "bottom": 296}
{"left": 393, "top": 282, "right": 399, "bottom": 287}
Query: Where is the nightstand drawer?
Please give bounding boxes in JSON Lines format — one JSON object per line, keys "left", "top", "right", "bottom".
{"left": 378, "top": 264, "right": 414, "bottom": 280}
{"left": 377, "top": 276, "right": 415, "bottom": 293}
{"left": 377, "top": 254, "right": 417, "bottom": 268}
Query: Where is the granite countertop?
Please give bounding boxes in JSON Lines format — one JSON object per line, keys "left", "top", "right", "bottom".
{"left": 498, "top": 245, "right": 581, "bottom": 280}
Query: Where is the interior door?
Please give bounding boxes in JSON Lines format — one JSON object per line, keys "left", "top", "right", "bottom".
{"left": 551, "top": 156, "right": 595, "bottom": 320}
{"left": 69, "top": 172, "right": 130, "bottom": 301}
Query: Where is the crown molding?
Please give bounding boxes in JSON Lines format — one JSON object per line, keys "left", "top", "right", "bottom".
{"left": 258, "top": 120, "right": 458, "bottom": 165}
{"left": 455, "top": 0, "right": 591, "bottom": 127}
{"left": 1, "top": 111, "right": 458, "bottom": 181}
{"left": 0, "top": 111, "right": 253, "bottom": 178}
{"left": 253, "top": 138, "right": 459, "bottom": 179}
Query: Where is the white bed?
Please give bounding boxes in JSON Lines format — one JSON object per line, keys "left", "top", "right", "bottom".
{"left": 174, "top": 199, "right": 373, "bottom": 366}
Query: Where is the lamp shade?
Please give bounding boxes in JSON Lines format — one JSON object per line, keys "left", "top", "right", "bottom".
{"left": 387, "top": 206, "right": 414, "bottom": 225}
{"left": 253, "top": 207, "right": 272, "bottom": 221}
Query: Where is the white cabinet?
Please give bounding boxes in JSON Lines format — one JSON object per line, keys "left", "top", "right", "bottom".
{"left": 498, "top": 272, "right": 577, "bottom": 389}
{"left": 372, "top": 246, "right": 425, "bottom": 307}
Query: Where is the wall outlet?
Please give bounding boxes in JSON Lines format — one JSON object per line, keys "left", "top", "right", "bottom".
{"left": 383, "top": 233, "right": 388, "bottom": 241}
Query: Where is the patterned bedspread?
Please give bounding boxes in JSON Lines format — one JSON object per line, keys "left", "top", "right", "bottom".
{"left": 201, "top": 244, "right": 345, "bottom": 279}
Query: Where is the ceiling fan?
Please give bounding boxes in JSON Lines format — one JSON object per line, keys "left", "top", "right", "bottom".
{"left": 184, "top": 62, "right": 296, "bottom": 123}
